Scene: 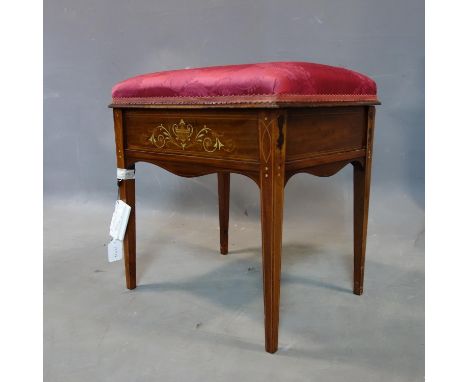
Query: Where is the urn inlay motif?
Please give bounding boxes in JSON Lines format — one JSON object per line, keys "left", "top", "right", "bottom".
{"left": 148, "top": 119, "right": 234, "bottom": 153}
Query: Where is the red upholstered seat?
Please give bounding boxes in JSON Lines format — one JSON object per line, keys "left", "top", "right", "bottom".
{"left": 112, "top": 62, "right": 377, "bottom": 106}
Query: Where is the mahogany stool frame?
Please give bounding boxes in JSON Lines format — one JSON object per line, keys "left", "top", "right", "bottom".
{"left": 111, "top": 101, "right": 378, "bottom": 353}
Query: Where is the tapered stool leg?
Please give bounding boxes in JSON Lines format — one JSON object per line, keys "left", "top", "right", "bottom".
{"left": 217, "top": 173, "right": 230, "bottom": 255}
{"left": 353, "top": 162, "right": 370, "bottom": 295}
{"left": 113, "top": 109, "right": 137, "bottom": 290}
{"left": 353, "top": 106, "right": 375, "bottom": 295}
{"left": 259, "top": 113, "right": 286, "bottom": 353}
{"left": 119, "top": 176, "right": 136, "bottom": 290}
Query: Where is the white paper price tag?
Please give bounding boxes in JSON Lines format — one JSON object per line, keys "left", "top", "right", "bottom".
{"left": 109, "top": 200, "right": 131, "bottom": 241}
{"left": 107, "top": 239, "right": 123, "bottom": 262}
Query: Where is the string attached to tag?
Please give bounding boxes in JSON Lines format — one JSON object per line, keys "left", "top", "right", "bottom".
{"left": 116, "top": 167, "right": 135, "bottom": 198}
{"left": 117, "top": 168, "right": 135, "bottom": 180}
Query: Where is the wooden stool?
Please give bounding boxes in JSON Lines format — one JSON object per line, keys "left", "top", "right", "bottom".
{"left": 110, "top": 62, "right": 379, "bottom": 353}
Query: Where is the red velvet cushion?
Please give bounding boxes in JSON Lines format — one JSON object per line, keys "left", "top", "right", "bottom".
{"left": 112, "top": 62, "right": 377, "bottom": 105}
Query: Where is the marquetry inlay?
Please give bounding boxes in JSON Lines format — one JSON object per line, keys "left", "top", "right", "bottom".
{"left": 148, "top": 119, "right": 234, "bottom": 153}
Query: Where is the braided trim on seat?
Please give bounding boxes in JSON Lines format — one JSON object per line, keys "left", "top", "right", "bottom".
{"left": 112, "top": 93, "right": 378, "bottom": 105}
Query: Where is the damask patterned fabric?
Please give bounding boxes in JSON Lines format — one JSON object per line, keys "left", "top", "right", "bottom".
{"left": 112, "top": 62, "right": 377, "bottom": 105}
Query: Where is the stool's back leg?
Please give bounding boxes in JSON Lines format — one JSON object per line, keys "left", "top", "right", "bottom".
{"left": 217, "top": 173, "right": 230, "bottom": 255}
{"left": 353, "top": 106, "right": 375, "bottom": 295}
{"left": 259, "top": 112, "right": 287, "bottom": 353}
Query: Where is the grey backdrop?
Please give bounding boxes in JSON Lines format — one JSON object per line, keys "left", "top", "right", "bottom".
{"left": 44, "top": 1, "right": 424, "bottom": 380}
{"left": 44, "top": 0, "right": 424, "bottom": 210}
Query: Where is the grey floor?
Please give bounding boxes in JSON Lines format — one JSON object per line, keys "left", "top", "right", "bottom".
{"left": 44, "top": 185, "right": 424, "bottom": 382}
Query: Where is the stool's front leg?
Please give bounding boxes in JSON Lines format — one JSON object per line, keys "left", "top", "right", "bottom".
{"left": 113, "top": 109, "right": 137, "bottom": 290}
{"left": 119, "top": 171, "right": 136, "bottom": 290}
{"left": 259, "top": 112, "right": 286, "bottom": 353}
{"left": 217, "top": 173, "right": 230, "bottom": 255}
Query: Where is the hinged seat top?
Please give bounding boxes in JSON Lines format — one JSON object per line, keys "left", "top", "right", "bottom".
{"left": 111, "top": 61, "right": 377, "bottom": 107}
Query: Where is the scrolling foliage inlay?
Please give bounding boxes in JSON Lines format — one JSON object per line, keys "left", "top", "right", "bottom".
{"left": 148, "top": 119, "right": 234, "bottom": 153}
